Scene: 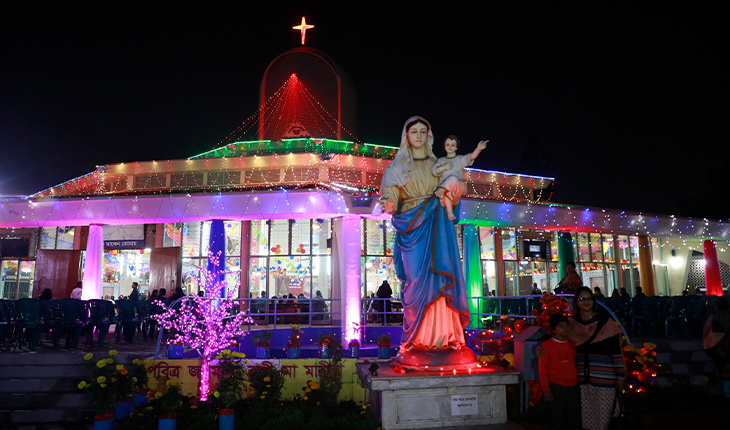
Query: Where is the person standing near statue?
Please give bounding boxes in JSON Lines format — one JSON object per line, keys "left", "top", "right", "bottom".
{"left": 377, "top": 280, "right": 393, "bottom": 323}
{"left": 379, "top": 116, "right": 488, "bottom": 369}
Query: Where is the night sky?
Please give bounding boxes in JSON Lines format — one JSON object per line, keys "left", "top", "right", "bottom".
{"left": 1, "top": 4, "right": 726, "bottom": 219}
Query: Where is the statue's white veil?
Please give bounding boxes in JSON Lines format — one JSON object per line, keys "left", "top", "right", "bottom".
{"left": 381, "top": 116, "right": 437, "bottom": 188}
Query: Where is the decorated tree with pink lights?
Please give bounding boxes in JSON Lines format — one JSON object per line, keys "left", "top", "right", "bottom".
{"left": 152, "top": 251, "right": 249, "bottom": 401}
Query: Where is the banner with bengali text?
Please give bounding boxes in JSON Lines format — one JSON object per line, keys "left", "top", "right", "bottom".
{"left": 145, "top": 358, "right": 364, "bottom": 402}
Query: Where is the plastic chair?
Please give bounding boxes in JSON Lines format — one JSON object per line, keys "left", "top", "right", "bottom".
{"left": 116, "top": 299, "right": 140, "bottom": 343}
{"left": 137, "top": 300, "right": 150, "bottom": 341}
{"left": 629, "top": 296, "right": 651, "bottom": 336}
{"left": 15, "top": 299, "right": 45, "bottom": 351}
{"left": 59, "top": 299, "right": 86, "bottom": 348}
{"left": 85, "top": 299, "right": 113, "bottom": 347}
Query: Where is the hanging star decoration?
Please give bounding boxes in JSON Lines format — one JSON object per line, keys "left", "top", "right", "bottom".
{"left": 293, "top": 16, "right": 314, "bottom": 45}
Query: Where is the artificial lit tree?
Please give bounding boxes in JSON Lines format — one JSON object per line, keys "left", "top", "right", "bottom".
{"left": 152, "top": 250, "right": 249, "bottom": 401}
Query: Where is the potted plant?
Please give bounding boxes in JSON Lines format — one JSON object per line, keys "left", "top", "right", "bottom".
{"left": 247, "top": 366, "right": 286, "bottom": 404}
{"left": 156, "top": 380, "right": 185, "bottom": 430}
{"left": 131, "top": 358, "right": 150, "bottom": 407}
{"left": 287, "top": 325, "right": 303, "bottom": 358}
{"left": 250, "top": 330, "right": 273, "bottom": 359}
{"left": 113, "top": 359, "right": 133, "bottom": 421}
{"left": 78, "top": 352, "right": 118, "bottom": 430}
{"left": 213, "top": 349, "right": 248, "bottom": 430}
{"left": 167, "top": 342, "right": 184, "bottom": 359}
{"left": 317, "top": 333, "right": 334, "bottom": 359}
{"left": 377, "top": 334, "right": 391, "bottom": 359}
{"left": 348, "top": 322, "right": 361, "bottom": 358}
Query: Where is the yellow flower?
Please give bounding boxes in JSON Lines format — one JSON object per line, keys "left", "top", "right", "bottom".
{"left": 213, "top": 391, "right": 220, "bottom": 398}
{"left": 119, "top": 369, "right": 128, "bottom": 375}
{"left": 106, "top": 358, "right": 114, "bottom": 364}
{"left": 100, "top": 383, "right": 107, "bottom": 388}
{"left": 260, "top": 395, "right": 266, "bottom": 399}
{"left": 109, "top": 350, "right": 118, "bottom": 356}
{"left": 266, "top": 384, "right": 271, "bottom": 388}
{"left": 155, "top": 392, "right": 163, "bottom": 399}
{"left": 311, "top": 382, "right": 320, "bottom": 390}
{"left": 112, "top": 378, "right": 117, "bottom": 383}
{"left": 191, "top": 405, "right": 197, "bottom": 409}
{"left": 248, "top": 391, "right": 254, "bottom": 396}
{"left": 96, "top": 361, "right": 107, "bottom": 368}
{"left": 116, "top": 364, "right": 124, "bottom": 370}
{"left": 146, "top": 406, "right": 153, "bottom": 410}
{"left": 166, "top": 380, "right": 181, "bottom": 387}
{"left": 233, "top": 352, "right": 245, "bottom": 358}
{"left": 132, "top": 359, "right": 140, "bottom": 365}
{"left": 84, "top": 353, "right": 94, "bottom": 361}
{"left": 362, "top": 405, "right": 367, "bottom": 409}
{"left": 303, "top": 396, "right": 308, "bottom": 401}
{"left": 78, "top": 381, "right": 87, "bottom": 389}
{"left": 262, "top": 391, "right": 268, "bottom": 395}
{"left": 263, "top": 377, "right": 271, "bottom": 382}
{"left": 305, "top": 388, "right": 311, "bottom": 393}
{"left": 97, "top": 376, "right": 107, "bottom": 383}
{"left": 132, "top": 377, "right": 137, "bottom": 383}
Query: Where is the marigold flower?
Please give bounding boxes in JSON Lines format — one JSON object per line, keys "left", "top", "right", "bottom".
{"left": 263, "top": 376, "right": 271, "bottom": 382}
{"left": 97, "top": 376, "right": 107, "bottom": 383}
{"left": 78, "top": 381, "right": 87, "bottom": 389}
{"left": 106, "top": 358, "right": 114, "bottom": 364}
{"left": 303, "top": 396, "right": 308, "bottom": 401}
{"left": 132, "top": 359, "right": 140, "bottom": 365}
{"left": 96, "top": 360, "right": 107, "bottom": 368}
{"left": 362, "top": 405, "right": 367, "bottom": 409}
{"left": 305, "top": 388, "right": 311, "bottom": 393}
{"left": 100, "top": 383, "right": 107, "bottom": 388}
{"left": 191, "top": 405, "right": 197, "bottom": 409}
{"left": 112, "top": 378, "right": 117, "bottom": 382}
{"left": 121, "top": 369, "right": 129, "bottom": 375}
{"left": 146, "top": 406, "right": 153, "bottom": 410}
{"left": 233, "top": 352, "right": 245, "bottom": 358}
{"left": 266, "top": 384, "right": 271, "bottom": 388}
{"left": 214, "top": 391, "right": 220, "bottom": 398}
{"left": 109, "top": 350, "right": 118, "bottom": 356}
{"left": 84, "top": 353, "right": 94, "bottom": 361}
{"left": 262, "top": 391, "right": 268, "bottom": 395}
{"left": 260, "top": 395, "right": 266, "bottom": 399}
{"left": 311, "top": 383, "right": 320, "bottom": 389}
{"left": 155, "top": 392, "right": 163, "bottom": 399}
{"left": 116, "top": 364, "right": 124, "bottom": 370}
{"left": 132, "top": 377, "right": 137, "bottom": 383}
{"left": 316, "top": 401, "right": 321, "bottom": 405}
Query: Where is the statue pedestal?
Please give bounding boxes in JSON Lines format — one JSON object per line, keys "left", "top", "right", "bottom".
{"left": 394, "top": 347, "right": 477, "bottom": 371}
{"left": 356, "top": 363, "right": 519, "bottom": 430}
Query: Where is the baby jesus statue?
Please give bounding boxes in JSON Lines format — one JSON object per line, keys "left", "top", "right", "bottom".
{"left": 433, "top": 136, "right": 489, "bottom": 220}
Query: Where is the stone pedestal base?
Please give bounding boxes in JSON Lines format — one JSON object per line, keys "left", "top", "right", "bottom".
{"left": 357, "top": 363, "right": 519, "bottom": 429}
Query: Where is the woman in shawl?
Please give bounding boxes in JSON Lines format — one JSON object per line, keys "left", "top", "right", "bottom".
{"left": 379, "top": 116, "right": 471, "bottom": 356}
{"left": 571, "top": 286, "right": 626, "bottom": 430}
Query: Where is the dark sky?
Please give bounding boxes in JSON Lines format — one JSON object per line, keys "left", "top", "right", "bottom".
{"left": 1, "top": 4, "right": 726, "bottom": 219}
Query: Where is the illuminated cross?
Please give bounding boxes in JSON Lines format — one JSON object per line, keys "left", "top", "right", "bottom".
{"left": 293, "top": 17, "right": 314, "bottom": 45}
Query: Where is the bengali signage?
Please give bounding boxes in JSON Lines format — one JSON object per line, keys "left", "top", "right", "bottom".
{"left": 145, "top": 358, "right": 363, "bottom": 402}
{"left": 104, "top": 225, "right": 145, "bottom": 249}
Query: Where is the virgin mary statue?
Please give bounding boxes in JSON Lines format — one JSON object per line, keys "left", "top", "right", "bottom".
{"left": 380, "top": 116, "right": 475, "bottom": 368}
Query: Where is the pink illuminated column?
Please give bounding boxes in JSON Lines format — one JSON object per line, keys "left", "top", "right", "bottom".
{"left": 333, "top": 215, "right": 362, "bottom": 346}
{"left": 704, "top": 240, "right": 723, "bottom": 296}
{"left": 81, "top": 224, "right": 104, "bottom": 300}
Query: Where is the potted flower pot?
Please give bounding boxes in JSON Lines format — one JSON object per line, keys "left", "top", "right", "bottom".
{"left": 218, "top": 409, "right": 235, "bottom": 430}
{"left": 287, "top": 343, "right": 300, "bottom": 359}
{"left": 93, "top": 413, "right": 114, "bottom": 430}
{"left": 168, "top": 343, "right": 184, "bottom": 359}
{"left": 114, "top": 396, "right": 132, "bottom": 420}
{"left": 378, "top": 342, "right": 391, "bottom": 359}
{"left": 256, "top": 342, "right": 271, "bottom": 359}
{"left": 318, "top": 342, "right": 330, "bottom": 359}
{"left": 133, "top": 389, "right": 149, "bottom": 407}
{"left": 159, "top": 414, "right": 177, "bottom": 430}
{"left": 348, "top": 340, "right": 360, "bottom": 358}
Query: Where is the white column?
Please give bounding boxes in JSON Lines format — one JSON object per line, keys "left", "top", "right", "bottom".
{"left": 333, "top": 215, "right": 362, "bottom": 346}
{"left": 81, "top": 224, "right": 104, "bottom": 300}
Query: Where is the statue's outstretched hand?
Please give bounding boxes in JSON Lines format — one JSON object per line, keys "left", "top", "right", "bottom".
{"left": 477, "top": 140, "right": 489, "bottom": 151}
{"left": 379, "top": 199, "right": 396, "bottom": 214}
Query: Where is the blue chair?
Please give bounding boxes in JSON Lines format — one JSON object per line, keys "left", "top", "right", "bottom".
{"left": 116, "top": 299, "right": 140, "bottom": 343}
